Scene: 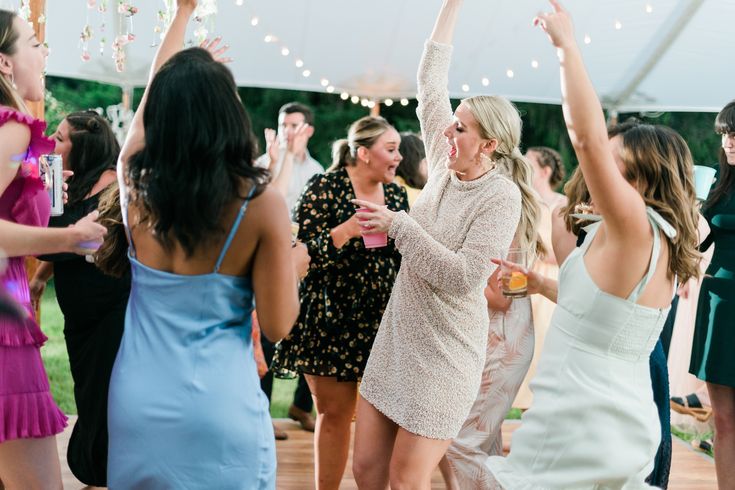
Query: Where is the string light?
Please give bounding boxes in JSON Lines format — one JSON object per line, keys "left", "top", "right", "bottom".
{"left": 326, "top": 85, "right": 335, "bottom": 93}
{"left": 461, "top": 84, "right": 470, "bottom": 92}
{"left": 481, "top": 77, "right": 490, "bottom": 87}
{"left": 250, "top": 16, "right": 258, "bottom": 26}
{"left": 400, "top": 98, "right": 409, "bottom": 106}
{"left": 295, "top": 59, "right": 304, "bottom": 68}
{"left": 280, "top": 47, "right": 289, "bottom": 56}
{"left": 367, "top": 100, "right": 376, "bottom": 109}
{"left": 584, "top": 34, "right": 592, "bottom": 44}
{"left": 614, "top": 20, "right": 622, "bottom": 30}
{"left": 263, "top": 34, "right": 273, "bottom": 43}
{"left": 351, "top": 95, "right": 360, "bottom": 104}
{"left": 236, "top": 0, "right": 244, "bottom": 6}
{"left": 360, "top": 98, "right": 369, "bottom": 107}
{"left": 320, "top": 78, "right": 329, "bottom": 87}
{"left": 506, "top": 69, "right": 514, "bottom": 79}
{"left": 302, "top": 69, "right": 311, "bottom": 77}
{"left": 340, "top": 92, "right": 350, "bottom": 100}
{"left": 531, "top": 59, "right": 539, "bottom": 69}
{"left": 384, "top": 99, "right": 394, "bottom": 107}
{"left": 645, "top": 4, "right": 653, "bottom": 13}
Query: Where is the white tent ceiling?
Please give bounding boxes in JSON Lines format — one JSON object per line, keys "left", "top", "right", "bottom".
{"left": 16, "top": 1, "right": 735, "bottom": 112}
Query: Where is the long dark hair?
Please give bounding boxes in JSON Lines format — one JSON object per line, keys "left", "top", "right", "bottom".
{"left": 397, "top": 132, "right": 427, "bottom": 189}
{"left": 64, "top": 110, "right": 119, "bottom": 205}
{"left": 705, "top": 100, "right": 735, "bottom": 211}
{"left": 127, "top": 47, "right": 267, "bottom": 256}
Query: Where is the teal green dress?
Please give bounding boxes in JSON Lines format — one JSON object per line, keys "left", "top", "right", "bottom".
{"left": 690, "top": 191, "right": 735, "bottom": 387}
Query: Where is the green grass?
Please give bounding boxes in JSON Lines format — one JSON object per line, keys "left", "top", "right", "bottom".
{"left": 39, "top": 281, "right": 298, "bottom": 418}
{"left": 39, "top": 281, "right": 76, "bottom": 414}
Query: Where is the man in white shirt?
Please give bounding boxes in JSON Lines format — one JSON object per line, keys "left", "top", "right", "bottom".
{"left": 256, "top": 102, "right": 321, "bottom": 439}
{"left": 255, "top": 102, "right": 324, "bottom": 214}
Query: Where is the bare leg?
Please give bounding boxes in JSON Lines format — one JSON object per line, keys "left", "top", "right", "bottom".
{"left": 304, "top": 374, "right": 357, "bottom": 490}
{"left": 707, "top": 382, "right": 735, "bottom": 490}
{"left": 352, "top": 396, "right": 398, "bottom": 490}
{"left": 389, "top": 428, "right": 452, "bottom": 490}
{"left": 437, "top": 455, "right": 459, "bottom": 490}
{"left": 0, "top": 436, "right": 62, "bottom": 490}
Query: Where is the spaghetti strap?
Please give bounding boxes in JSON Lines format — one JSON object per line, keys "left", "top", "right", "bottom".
{"left": 121, "top": 192, "right": 137, "bottom": 258}
{"left": 627, "top": 208, "right": 677, "bottom": 302}
{"left": 214, "top": 186, "right": 257, "bottom": 273}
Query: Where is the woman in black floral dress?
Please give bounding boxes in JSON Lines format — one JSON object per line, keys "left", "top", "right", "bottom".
{"left": 273, "top": 116, "right": 408, "bottom": 489}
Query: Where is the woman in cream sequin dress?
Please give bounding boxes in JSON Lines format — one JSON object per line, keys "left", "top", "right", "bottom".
{"left": 351, "top": 1, "right": 542, "bottom": 486}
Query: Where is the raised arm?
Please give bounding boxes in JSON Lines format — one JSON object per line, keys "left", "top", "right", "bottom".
{"left": 535, "top": 0, "right": 648, "bottom": 239}
{"left": 118, "top": 1, "right": 196, "bottom": 182}
{"left": 417, "top": 0, "right": 463, "bottom": 175}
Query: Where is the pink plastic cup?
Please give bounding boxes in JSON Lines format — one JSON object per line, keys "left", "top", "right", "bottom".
{"left": 356, "top": 208, "right": 388, "bottom": 249}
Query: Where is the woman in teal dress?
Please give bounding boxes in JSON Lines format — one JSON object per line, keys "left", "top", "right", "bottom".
{"left": 690, "top": 100, "right": 735, "bottom": 488}
{"left": 107, "top": 2, "right": 309, "bottom": 488}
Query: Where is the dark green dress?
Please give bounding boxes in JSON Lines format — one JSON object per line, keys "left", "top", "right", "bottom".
{"left": 690, "top": 191, "right": 735, "bottom": 388}
{"left": 272, "top": 168, "right": 409, "bottom": 382}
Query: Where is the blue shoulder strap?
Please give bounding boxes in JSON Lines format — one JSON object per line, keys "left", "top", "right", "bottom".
{"left": 214, "top": 186, "right": 257, "bottom": 273}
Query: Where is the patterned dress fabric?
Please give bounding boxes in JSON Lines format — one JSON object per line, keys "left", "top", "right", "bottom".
{"left": 359, "top": 40, "right": 522, "bottom": 440}
{"left": 0, "top": 106, "right": 67, "bottom": 443}
{"left": 445, "top": 299, "right": 533, "bottom": 486}
{"left": 272, "top": 168, "right": 408, "bottom": 381}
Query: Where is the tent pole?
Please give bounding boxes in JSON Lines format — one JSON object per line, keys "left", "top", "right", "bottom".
{"left": 25, "top": 0, "right": 47, "bottom": 322}
{"left": 610, "top": 0, "right": 705, "bottom": 110}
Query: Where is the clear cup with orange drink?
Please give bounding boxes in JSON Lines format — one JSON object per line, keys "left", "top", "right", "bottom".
{"left": 500, "top": 248, "right": 529, "bottom": 298}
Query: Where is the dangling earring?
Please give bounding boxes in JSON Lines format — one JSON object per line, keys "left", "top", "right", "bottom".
{"left": 8, "top": 73, "right": 16, "bottom": 90}
{"left": 480, "top": 153, "right": 496, "bottom": 172}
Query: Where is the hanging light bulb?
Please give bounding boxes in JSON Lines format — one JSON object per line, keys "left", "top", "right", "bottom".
{"left": 506, "top": 69, "right": 514, "bottom": 79}
{"left": 295, "top": 59, "right": 304, "bottom": 68}
{"left": 384, "top": 99, "right": 394, "bottom": 107}
{"left": 461, "top": 84, "right": 470, "bottom": 92}
{"left": 326, "top": 85, "right": 335, "bottom": 93}
{"left": 584, "top": 34, "right": 592, "bottom": 44}
{"left": 250, "top": 16, "right": 258, "bottom": 26}
{"left": 302, "top": 69, "right": 311, "bottom": 77}
{"left": 400, "top": 98, "right": 409, "bottom": 106}
{"left": 351, "top": 95, "right": 360, "bottom": 104}
{"left": 531, "top": 59, "right": 539, "bottom": 69}
{"left": 280, "top": 47, "right": 290, "bottom": 56}
{"left": 481, "top": 77, "right": 490, "bottom": 87}
{"left": 341, "top": 92, "right": 350, "bottom": 100}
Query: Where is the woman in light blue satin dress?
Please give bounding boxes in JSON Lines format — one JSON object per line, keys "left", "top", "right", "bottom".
{"left": 106, "top": 2, "right": 308, "bottom": 488}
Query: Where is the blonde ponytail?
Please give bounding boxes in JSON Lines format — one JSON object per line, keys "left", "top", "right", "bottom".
{"left": 497, "top": 147, "right": 545, "bottom": 259}
{"left": 464, "top": 96, "right": 545, "bottom": 260}
{"left": 328, "top": 138, "right": 353, "bottom": 172}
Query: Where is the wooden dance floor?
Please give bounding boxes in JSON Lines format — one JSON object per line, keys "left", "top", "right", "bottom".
{"left": 59, "top": 417, "right": 715, "bottom": 489}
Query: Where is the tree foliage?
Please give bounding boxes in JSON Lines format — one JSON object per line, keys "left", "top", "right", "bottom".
{"left": 45, "top": 76, "right": 722, "bottom": 187}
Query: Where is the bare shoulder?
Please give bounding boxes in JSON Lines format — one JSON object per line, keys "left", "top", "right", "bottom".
{"left": 0, "top": 120, "right": 32, "bottom": 153}
{"left": 246, "top": 185, "right": 290, "bottom": 229}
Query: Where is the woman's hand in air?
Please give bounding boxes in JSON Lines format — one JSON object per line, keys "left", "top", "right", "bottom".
{"left": 534, "top": 0, "right": 575, "bottom": 50}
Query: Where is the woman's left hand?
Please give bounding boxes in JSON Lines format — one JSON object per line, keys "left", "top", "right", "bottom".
{"left": 200, "top": 37, "right": 233, "bottom": 64}
{"left": 351, "top": 199, "right": 396, "bottom": 234}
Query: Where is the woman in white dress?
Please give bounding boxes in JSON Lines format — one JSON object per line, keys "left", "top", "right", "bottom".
{"left": 484, "top": 1, "right": 701, "bottom": 488}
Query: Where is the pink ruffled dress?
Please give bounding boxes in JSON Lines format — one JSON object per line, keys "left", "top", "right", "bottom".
{"left": 0, "top": 106, "right": 68, "bottom": 442}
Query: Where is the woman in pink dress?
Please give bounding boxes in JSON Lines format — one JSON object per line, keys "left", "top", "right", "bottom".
{"left": 0, "top": 9, "right": 105, "bottom": 488}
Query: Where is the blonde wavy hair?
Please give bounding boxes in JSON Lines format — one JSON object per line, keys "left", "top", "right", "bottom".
{"left": 0, "top": 10, "right": 28, "bottom": 112}
{"left": 464, "top": 96, "right": 544, "bottom": 258}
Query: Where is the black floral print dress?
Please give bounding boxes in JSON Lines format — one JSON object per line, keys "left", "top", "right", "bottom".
{"left": 272, "top": 167, "right": 408, "bottom": 382}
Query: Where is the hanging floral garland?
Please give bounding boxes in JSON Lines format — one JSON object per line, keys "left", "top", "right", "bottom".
{"left": 79, "top": 0, "right": 137, "bottom": 72}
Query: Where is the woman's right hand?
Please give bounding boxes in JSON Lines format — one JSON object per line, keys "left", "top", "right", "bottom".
{"left": 67, "top": 210, "right": 107, "bottom": 255}
{"left": 29, "top": 277, "right": 46, "bottom": 311}
{"left": 330, "top": 213, "right": 364, "bottom": 249}
{"left": 534, "top": 0, "right": 576, "bottom": 50}
{"left": 291, "top": 241, "right": 311, "bottom": 280}
{"left": 177, "top": 0, "right": 197, "bottom": 12}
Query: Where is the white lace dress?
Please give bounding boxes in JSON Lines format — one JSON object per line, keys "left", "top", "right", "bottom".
{"left": 359, "top": 40, "right": 522, "bottom": 440}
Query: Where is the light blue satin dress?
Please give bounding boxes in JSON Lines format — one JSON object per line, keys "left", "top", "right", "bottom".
{"left": 108, "top": 192, "right": 276, "bottom": 489}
